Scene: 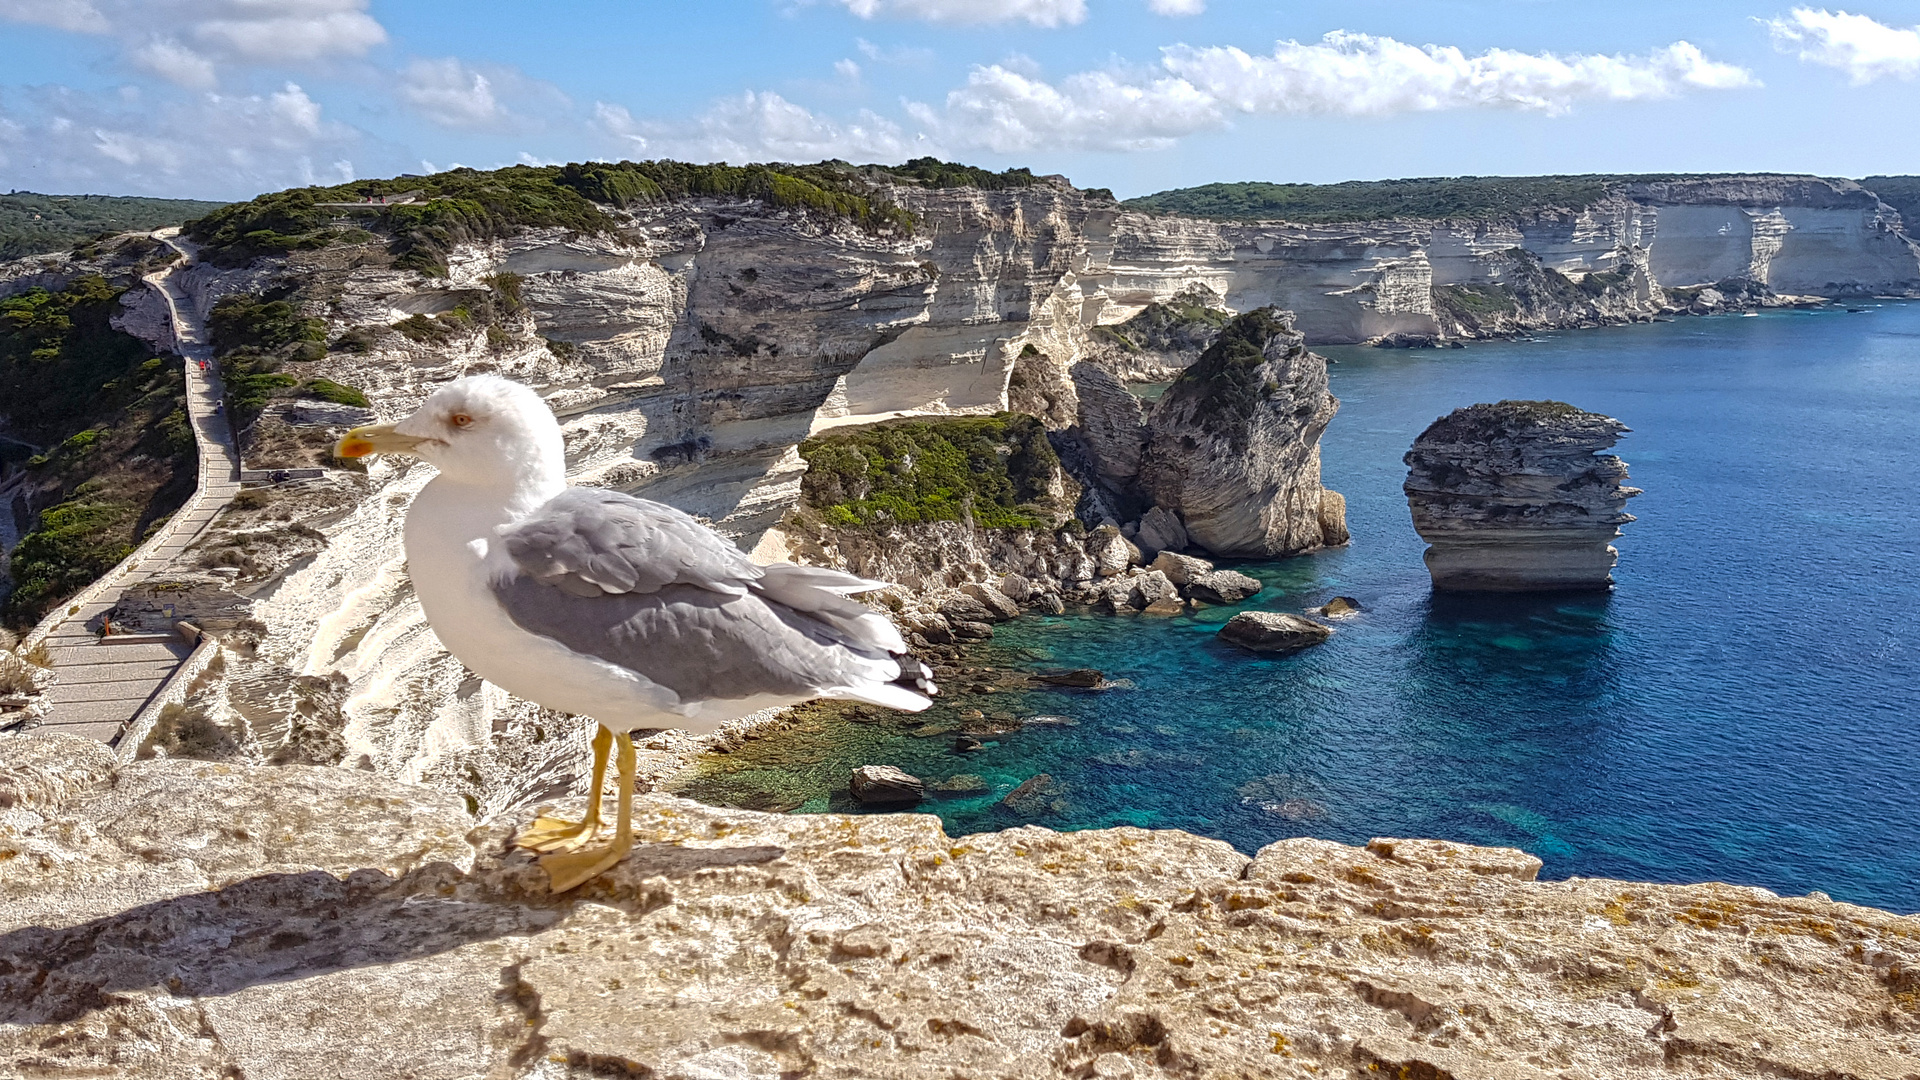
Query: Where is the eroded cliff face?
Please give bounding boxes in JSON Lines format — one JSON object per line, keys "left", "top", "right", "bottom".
{"left": 1404, "top": 400, "right": 1640, "bottom": 592}
{"left": 3, "top": 732, "right": 1915, "bottom": 1080}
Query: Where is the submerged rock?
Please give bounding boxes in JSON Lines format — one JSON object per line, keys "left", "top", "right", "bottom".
{"left": 1137, "top": 308, "right": 1348, "bottom": 557}
{"left": 1184, "top": 568, "right": 1263, "bottom": 605}
{"left": 1032, "top": 668, "right": 1105, "bottom": 689}
{"left": 1217, "top": 611, "right": 1333, "bottom": 653}
{"left": 849, "top": 765, "right": 925, "bottom": 805}
{"left": 1001, "top": 772, "right": 1065, "bottom": 815}
{"left": 1404, "top": 400, "right": 1641, "bottom": 592}
{"left": 1313, "top": 596, "right": 1362, "bottom": 617}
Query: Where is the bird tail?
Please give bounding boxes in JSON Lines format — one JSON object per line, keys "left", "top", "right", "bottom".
{"left": 753, "top": 562, "right": 907, "bottom": 655}
{"left": 755, "top": 562, "right": 938, "bottom": 712}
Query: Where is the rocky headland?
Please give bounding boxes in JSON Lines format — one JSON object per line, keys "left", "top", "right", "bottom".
{"left": 2, "top": 730, "right": 1915, "bottom": 1079}
{"left": 1405, "top": 401, "right": 1640, "bottom": 592}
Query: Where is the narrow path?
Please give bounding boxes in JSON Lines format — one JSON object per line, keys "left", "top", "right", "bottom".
{"left": 24, "top": 230, "right": 242, "bottom": 743}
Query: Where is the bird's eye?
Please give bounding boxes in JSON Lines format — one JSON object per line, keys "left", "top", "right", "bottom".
{"left": 449, "top": 413, "right": 474, "bottom": 429}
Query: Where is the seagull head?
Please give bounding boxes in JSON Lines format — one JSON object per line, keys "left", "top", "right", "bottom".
{"left": 336, "top": 376, "right": 565, "bottom": 493}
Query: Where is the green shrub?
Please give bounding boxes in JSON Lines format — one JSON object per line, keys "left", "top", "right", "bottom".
{"left": 797, "top": 413, "right": 1066, "bottom": 530}
{"left": 3, "top": 489, "right": 135, "bottom": 625}
{"left": 208, "top": 294, "right": 327, "bottom": 357}
{"left": 873, "top": 158, "right": 1041, "bottom": 191}
{"left": 1124, "top": 175, "right": 1694, "bottom": 223}
{"left": 1156, "top": 307, "right": 1299, "bottom": 447}
{"left": 299, "top": 378, "right": 369, "bottom": 408}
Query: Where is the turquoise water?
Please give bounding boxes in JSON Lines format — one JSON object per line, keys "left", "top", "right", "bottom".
{"left": 695, "top": 306, "right": 1920, "bottom": 913}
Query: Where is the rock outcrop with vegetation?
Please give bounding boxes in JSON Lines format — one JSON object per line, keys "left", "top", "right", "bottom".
{"left": 1405, "top": 400, "right": 1640, "bottom": 592}
{"left": 2, "top": 731, "right": 1914, "bottom": 1080}
{"left": 1136, "top": 308, "right": 1346, "bottom": 558}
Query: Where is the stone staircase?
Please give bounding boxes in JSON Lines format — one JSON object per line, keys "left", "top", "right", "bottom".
{"left": 23, "top": 231, "right": 241, "bottom": 744}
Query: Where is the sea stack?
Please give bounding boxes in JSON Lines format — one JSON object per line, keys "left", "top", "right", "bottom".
{"left": 1404, "top": 400, "right": 1640, "bottom": 591}
{"left": 1137, "top": 307, "right": 1347, "bottom": 557}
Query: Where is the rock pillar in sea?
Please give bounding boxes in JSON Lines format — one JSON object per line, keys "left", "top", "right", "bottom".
{"left": 1403, "top": 400, "right": 1640, "bottom": 592}
{"left": 1135, "top": 307, "right": 1347, "bottom": 557}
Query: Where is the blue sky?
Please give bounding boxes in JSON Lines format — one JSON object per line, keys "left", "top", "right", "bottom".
{"left": 3, "top": 1, "right": 1920, "bottom": 200}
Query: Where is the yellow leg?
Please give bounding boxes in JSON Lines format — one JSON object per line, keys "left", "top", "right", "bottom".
{"left": 513, "top": 725, "right": 612, "bottom": 854}
{"left": 539, "top": 729, "right": 636, "bottom": 893}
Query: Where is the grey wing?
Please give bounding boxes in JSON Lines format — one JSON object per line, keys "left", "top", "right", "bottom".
{"left": 497, "top": 487, "right": 763, "bottom": 598}
{"left": 491, "top": 576, "right": 886, "bottom": 703}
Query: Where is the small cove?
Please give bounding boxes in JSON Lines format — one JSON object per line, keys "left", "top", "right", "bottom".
{"left": 680, "top": 305, "right": 1920, "bottom": 913}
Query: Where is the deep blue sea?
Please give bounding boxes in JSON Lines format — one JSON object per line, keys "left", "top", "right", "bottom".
{"left": 687, "top": 305, "right": 1920, "bottom": 913}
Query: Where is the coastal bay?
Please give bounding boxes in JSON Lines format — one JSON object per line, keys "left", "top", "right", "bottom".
{"left": 680, "top": 304, "right": 1920, "bottom": 913}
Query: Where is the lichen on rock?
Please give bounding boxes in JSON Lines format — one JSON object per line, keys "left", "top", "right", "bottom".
{"left": 2, "top": 730, "right": 1915, "bottom": 1079}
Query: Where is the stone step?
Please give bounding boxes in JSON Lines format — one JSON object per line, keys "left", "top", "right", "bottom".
{"left": 50, "top": 678, "right": 172, "bottom": 704}
{"left": 57, "top": 660, "right": 180, "bottom": 684}
{"left": 34, "top": 717, "right": 127, "bottom": 742}
{"left": 49, "top": 642, "right": 186, "bottom": 665}
{"left": 43, "top": 697, "right": 145, "bottom": 727}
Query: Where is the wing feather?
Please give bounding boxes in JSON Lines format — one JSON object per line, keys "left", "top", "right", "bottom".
{"left": 497, "top": 488, "right": 762, "bottom": 598}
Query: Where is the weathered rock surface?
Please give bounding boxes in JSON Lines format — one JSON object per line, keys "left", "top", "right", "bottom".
{"left": 1137, "top": 309, "right": 1346, "bottom": 557}
{"left": 1184, "top": 568, "right": 1264, "bottom": 605}
{"left": 849, "top": 765, "right": 925, "bottom": 805}
{"left": 1405, "top": 400, "right": 1642, "bottom": 592}
{"left": 3, "top": 733, "right": 1914, "bottom": 1080}
{"left": 1134, "top": 505, "right": 1188, "bottom": 556}
{"left": 1149, "top": 550, "right": 1213, "bottom": 586}
{"left": 1217, "top": 611, "right": 1335, "bottom": 653}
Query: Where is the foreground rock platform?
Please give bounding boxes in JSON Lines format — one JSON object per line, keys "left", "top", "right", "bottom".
{"left": 2, "top": 732, "right": 1915, "bottom": 1079}
{"left": 1404, "top": 400, "right": 1641, "bottom": 592}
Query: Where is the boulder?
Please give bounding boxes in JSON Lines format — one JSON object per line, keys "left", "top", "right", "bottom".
{"left": 1184, "top": 569, "right": 1263, "bottom": 605}
{"left": 941, "top": 593, "right": 1003, "bottom": 624}
{"left": 996, "top": 573, "right": 1034, "bottom": 604}
{"left": 931, "top": 773, "right": 988, "bottom": 795}
{"left": 1217, "top": 611, "right": 1333, "bottom": 653}
{"left": 1032, "top": 669, "right": 1105, "bottom": 689}
{"left": 907, "top": 611, "right": 955, "bottom": 644}
{"left": 1313, "top": 596, "right": 1362, "bottom": 617}
{"left": 1150, "top": 550, "right": 1213, "bottom": 586}
{"left": 849, "top": 765, "right": 925, "bottom": 805}
{"left": 1404, "top": 400, "right": 1640, "bottom": 591}
{"left": 1069, "top": 361, "right": 1149, "bottom": 488}
{"left": 1134, "top": 506, "right": 1188, "bottom": 556}
{"left": 1319, "top": 489, "right": 1350, "bottom": 547}
{"left": 952, "top": 735, "right": 985, "bottom": 753}
{"left": 1142, "top": 597, "right": 1185, "bottom": 616}
{"left": 1035, "top": 592, "right": 1066, "bottom": 615}
{"left": 950, "top": 621, "right": 995, "bottom": 641}
{"left": 1084, "top": 524, "right": 1140, "bottom": 577}
{"left": 959, "top": 583, "right": 1021, "bottom": 622}
{"left": 1000, "top": 773, "right": 1064, "bottom": 815}
{"left": 1129, "top": 569, "right": 1179, "bottom": 609}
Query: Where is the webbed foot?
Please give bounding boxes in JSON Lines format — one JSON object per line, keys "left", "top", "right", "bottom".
{"left": 539, "top": 835, "right": 633, "bottom": 892}
{"left": 512, "top": 814, "right": 602, "bottom": 854}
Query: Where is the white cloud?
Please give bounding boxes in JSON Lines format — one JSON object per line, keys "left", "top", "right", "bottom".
{"left": 1148, "top": 0, "right": 1205, "bottom": 16}
{"left": 0, "top": 0, "right": 108, "bottom": 33}
{"left": 0, "top": 82, "right": 358, "bottom": 197}
{"left": 596, "top": 93, "right": 918, "bottom": 164}
{"left": 401, "top": 58, "right": 505, "bottom": 129}
{"left": 1764, "top": 7, "right": 1920, "bottom": 83}
{"left": 831, "top": 0, "right": 1086, "bottom": 27}
{"left": 834, "top": 58, "right": 862, "bottom": 80}
{"left": 905, "top": 31, "right": 1756, "bottom": 152}
{"left": 1161, "top": 32, "right": 1754, "bottom": 117}
{"left": 913, "top": 64, "right": 1222, "bottom": 151}
{"left": 0, "top": 0, "right": 386, "bottom": 87}
{"left": 397, "top": 58, "right": 569, "bottom": 131}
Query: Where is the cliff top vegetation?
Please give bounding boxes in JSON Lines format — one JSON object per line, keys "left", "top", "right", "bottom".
{"left": 1123, "top": 175, "right": 1692, "bottom": 222}
{"left": 0, "top": 192, "right": 228, "bottom": 260}
{"left": 795, "top": 413, "right": 1069, "bottom": 531}
{"left": 184, "top": 161, "right": 913, "bottom": 274}
{"left": 1157, "top": 306, "right": 1303, "bottom": 445}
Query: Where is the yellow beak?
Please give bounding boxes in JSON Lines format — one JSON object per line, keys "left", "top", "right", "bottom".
{"left": 335, "top": 424, "right": 429, "bottom": 459}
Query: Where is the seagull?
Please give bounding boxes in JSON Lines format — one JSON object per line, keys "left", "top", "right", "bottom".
{"left": 336, "top": 376, "right": 935, "bottom": 891}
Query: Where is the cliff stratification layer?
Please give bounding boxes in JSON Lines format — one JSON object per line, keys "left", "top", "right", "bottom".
{"left": 2, "top": 732, "right": 1914, "bottom": 1080}
{"left": 1405, "top": 400, "right": 1640, "bottom": 591}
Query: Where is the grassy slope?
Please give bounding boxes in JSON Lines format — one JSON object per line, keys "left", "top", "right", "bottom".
{"left": 1, "top": 275, "right": 195, "bottom": 628}
{"left": 796, "top": 414, "right": 1068, "bottom": 531}
{"left": 0, "top": 193, "right": 229, "bottom": 260}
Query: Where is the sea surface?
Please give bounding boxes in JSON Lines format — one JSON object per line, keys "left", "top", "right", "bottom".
{"left": 683, "top": 305, "right": 1920, "bottom": 913}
